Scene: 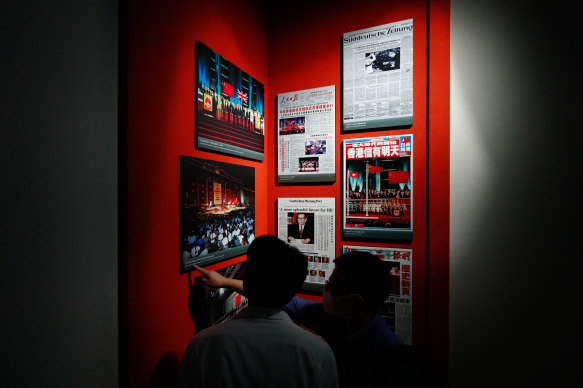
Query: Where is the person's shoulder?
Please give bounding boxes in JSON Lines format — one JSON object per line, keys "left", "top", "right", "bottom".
{"left": 190, "top": 319, "right": 240, "bottom": 344}
{"left": 286, "top": 321, "right": 335, "bottom": 357}
{"left": 362, "top": 314, "right": 403, "bottom": 348}
{"left": 285, "top": 295, "right": 318, "bottom": 311}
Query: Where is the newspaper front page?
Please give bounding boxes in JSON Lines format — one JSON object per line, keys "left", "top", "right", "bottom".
{"left": 278, "top": 198, "right": 335, "bottom": 290}
{"left": 343, "top": 134, "right": 413, "bottom": 240}
{"left": 343, "top": 19, "right": 413, "bottom": 131}
{"left": 343, "top": 245, "right": 413, "bottom": 345}
{"left": 277, "top": 86, "right": 336, "bottom": 183}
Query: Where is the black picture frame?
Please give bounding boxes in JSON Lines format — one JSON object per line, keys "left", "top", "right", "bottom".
{"left": 342, "top": 135, "right": 413, "bottom": 241}
{"left": 195, "top": 41, "right": 265, "bottom": 161}
{"left": 180, "top": 155, "right": 255, "bottom": 273}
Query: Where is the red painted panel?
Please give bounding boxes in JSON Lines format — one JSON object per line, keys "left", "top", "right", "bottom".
{"left": 266, "top": 0, "right": 429, "bottom": 357}
{"left": 428, "top": 0, "right": 451, "bottom": 382}
{"left": 127, "top": 1, "right": 268, "bottom": 386}
{"left": 127, "top": 0, "right": 449, "bottom": 385}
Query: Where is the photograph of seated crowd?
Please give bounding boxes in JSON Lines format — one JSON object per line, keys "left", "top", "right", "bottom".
{"left": 346, "top": 156, "right": 411, "bottom": 229}
{"left": 180, "top": 157, "right": 255, "bottom": 268}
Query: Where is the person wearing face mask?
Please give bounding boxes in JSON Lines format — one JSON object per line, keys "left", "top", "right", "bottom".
{"left": 195, "top": 251, "right": 414, "bottom": 388}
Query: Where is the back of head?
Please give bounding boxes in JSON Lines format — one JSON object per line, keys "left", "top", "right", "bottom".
{"left": 333, "top": 251, "right": 391, "bottom": 314}
{"left": 244, "top": 235, "right": 308, "bottom": 308}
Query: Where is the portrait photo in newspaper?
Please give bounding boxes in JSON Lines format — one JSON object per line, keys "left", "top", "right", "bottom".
{"left": 343, "top": 19, "right": 413, "bottom": 131}
{"left": 342, "top": 245, "right": 413, "bottom": 345}
{"left": 343, "top": 134, "right": 413, "bottom": 240}
{"left": 277, "top": 198, "right": 336, "bottom": 291}
{"left": 277, "top": 86, "right": 336, "bottom": 183}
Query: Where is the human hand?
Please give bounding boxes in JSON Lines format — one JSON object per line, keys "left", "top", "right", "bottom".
{"left": 194, "top": 265, "right": 227, "bottom": 288}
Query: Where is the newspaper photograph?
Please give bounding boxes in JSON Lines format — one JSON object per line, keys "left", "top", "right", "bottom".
{"left": 343, "top": 19, "right": 413, "bottom": 131}
{"left": 278, "top": 86, "right": 336, "bottom": 183}
{"left": 343, "top": 245, "right": 412, "bottom": 345}
{"left": 343, "top": 134, "right": 412, "bottom": 240}
{"left": 277, "top": 198, "right": 335, "bottom": 291}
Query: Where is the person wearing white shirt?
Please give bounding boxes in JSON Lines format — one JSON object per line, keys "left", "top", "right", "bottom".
{"left": 179, "top": 235, "right": 338, "bottom": 388}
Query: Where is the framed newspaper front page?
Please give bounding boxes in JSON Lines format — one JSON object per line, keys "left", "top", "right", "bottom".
{"left": 195, "top": 41, "right": 265, "bottom": 161}
{"left": 342, "top": 245, "right": 413, "bottom": 345}
{"left": 277, "top": 86, "right": 336, "bottom": 183}
{"left": 343, "top": 134, "right": 412, "bottom": 240}
{"left": 342, "top": 19, "right": 413, "bottom": 131}
{"left": 277, "top": 197, "right": 335, "bottom": 292}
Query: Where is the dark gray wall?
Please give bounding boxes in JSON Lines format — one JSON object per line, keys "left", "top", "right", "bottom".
{"left": 450, "top": 1, "right": 579, "bottom": 386}
{"left": 1, "top": 1, "right": 119, "bottom": 386}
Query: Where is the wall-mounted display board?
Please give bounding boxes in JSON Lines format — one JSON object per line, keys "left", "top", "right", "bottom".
{"left": 195, "top": 41, "right": 265, "bottom": 161}
{"left": 180, "top": 156, "right": 256, "bottom": 273}
{"left": 191, "top": 262, "right": 248, "bottom": 332}
{"left": 343, "top": 135, "right": 413, "bottom": 240}
{"left": 277, "top": 197, "right": 335, "bottom": 291}
{"left": 342, "top": 19, "right": 413, "bottom": 131}
{"left": 342, "top": 245, "right": 413, "bottom": 345}
{"left": 277, "top": 86, "right": 336, "bottom": 183}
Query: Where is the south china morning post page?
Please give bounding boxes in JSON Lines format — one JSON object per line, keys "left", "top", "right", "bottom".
{"left": 277, "top": 197, "right": 335, "bottom": 290}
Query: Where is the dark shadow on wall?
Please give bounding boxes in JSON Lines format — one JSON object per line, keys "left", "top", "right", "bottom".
{"left": 148, "top": 352, "right": 180, "bottom": 388}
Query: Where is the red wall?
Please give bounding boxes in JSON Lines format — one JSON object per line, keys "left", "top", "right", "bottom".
{"left": 127, "top": 0, "right": 449, "bottom": 386}
{"left": 266, "top": 3, "right": 450, "bottom": 377}
{"left": 127, "top": 1, "right": 268, "bottom": 386}
{"left": 267, "top": 0, "right": 430, "bottom": 353}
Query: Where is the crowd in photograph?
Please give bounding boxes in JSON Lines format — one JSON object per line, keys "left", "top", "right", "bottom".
{"left": 349, "top": 187, "right": 411, "bottom": 199}
{"left": 347, "top": 198, "right": 410, "bottom": 217}
{"left": 183, "top": 208, "right": 255, "bottom": 259}
{"left": 299, "top": 158, "right": 319, "bottom": 171}
{"left": 198, "top": 84, "right": 263, "bottom": 134}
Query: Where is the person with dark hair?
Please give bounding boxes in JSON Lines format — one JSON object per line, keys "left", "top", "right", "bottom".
{"left": 286, "top": 251, "right": 402, "bottom": 387}
{"left": 308, "top": 253, "right": 447, "bottom": 387}
{"left": 196, "top": 250, "right": 411, "bottom": 388}
{"left": 179, "top": 235, "right": 338, "bottom": 388}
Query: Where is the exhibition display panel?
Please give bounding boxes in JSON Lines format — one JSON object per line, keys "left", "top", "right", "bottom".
{"left": 195, "top": 41, "right": 265, "bottom": 161}
{"left": 343, "top": 19, "right": 414, "bottom": 131}
{"left": 343, "top": 245, "right": 413, "bottom": 345}
{"left": 277, "top": 86, "right": 336, "bottom": 183}
{"left": 277, "top": 197, "right": 336, "bottom": 291}
{"left": 126, "top": 1, "right": 451, "bottom": 385}
{"left": 343, "top": 134, "right": 413, "bottom": 240}
{"left": 180, "top": 156, "right": 255, "bottom": 272}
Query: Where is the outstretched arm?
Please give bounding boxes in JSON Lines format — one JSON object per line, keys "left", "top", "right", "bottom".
{"left": 193, "top": 265, "right": 245, "bottom": 294}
